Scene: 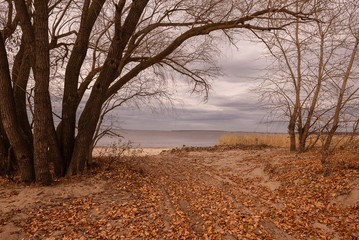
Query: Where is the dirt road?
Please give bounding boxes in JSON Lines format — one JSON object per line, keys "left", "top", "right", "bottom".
{"left": 1, "top": 147, "right": 358, "bottom": 239}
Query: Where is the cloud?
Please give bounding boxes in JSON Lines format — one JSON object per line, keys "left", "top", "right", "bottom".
{"left": 87, "top": 41, "right": 285, "bottom": 133}
{"left": 108, "top": 88, "right": 276, "bottom": 132}
{"left": 216, "top": 40, "right": 269, "bottom": 83}
{"left": 219, "top": 58, "right": 267, "bottom": 83}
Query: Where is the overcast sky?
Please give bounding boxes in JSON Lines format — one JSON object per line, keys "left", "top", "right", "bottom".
{"left": 106, "top": 41, "right": 287, "bottom": 133}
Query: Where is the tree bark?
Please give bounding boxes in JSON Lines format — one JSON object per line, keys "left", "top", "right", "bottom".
{"left": 33, "top": 0, "right": 63, "bottom": 184}
{"left": 68, "top": 91, "right": 104, "bottom": 175}
{"left": 298, "top": 133, "right": 307, "bottom": 153}
{"left": 0, "top": 33, "right": 35, "bottom": 183}
{"left": 68, "top": 0, "right": 149, "bottom": 175}
{"left": 298, "top": 12, "right": 325, "bottom": 153}
{"left": 288, "top": 120, "right": 297, "bottom": 152}
{"left": 321, "top": 32, "right": 359, "bottom": 168}
{"left": 293, "top": 2, "right": 302, "bottom": 153}
{"left": 0, "top": 117, "right": 10, "bottom": 176}
{"left": 61, "top": 0, "right": 106, "bottom": 172}
{"left": 12, "top": 41, "right": 33, "bottom": 147}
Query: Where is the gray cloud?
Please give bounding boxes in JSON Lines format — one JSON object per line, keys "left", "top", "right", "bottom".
{"left": 220, "top": 59, "right": 267, "bottom": 83}
{"left": 107, "top": 93, "right": 278, "bottom": 132}
{"left": 84, "top": 41, "right": 285, "bottom": 133}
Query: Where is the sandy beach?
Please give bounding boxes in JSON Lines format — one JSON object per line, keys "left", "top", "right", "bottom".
{"left": 92, "top": 146, "right": 173, "bottom": 157}
{"left": 95, "top": 129, "right": 245, "bottom": 148}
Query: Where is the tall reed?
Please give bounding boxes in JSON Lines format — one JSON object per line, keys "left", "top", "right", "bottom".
{"left": 217, "top": 133, "right": 359, "bottom": 149}
{"left": 218, "top": 134, "right": 290, "bottom": 148}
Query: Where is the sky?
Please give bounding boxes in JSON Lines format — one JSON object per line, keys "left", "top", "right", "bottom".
{"left": 104, "top": 41, "right": 287, "bottom": 133}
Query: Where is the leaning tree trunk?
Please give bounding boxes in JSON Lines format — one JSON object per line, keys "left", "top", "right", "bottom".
{"left": 67, "top": 0, "right": 149, "bottom": 175}
{"left": 12, "top": 42, "right": 33, "bottom": 148}
{"left": 61, "top": 0, "right": 106, "bottom": 172}
{"left": 68, "top": 90, "right": 104, "bottom": 175}
{"left": 321, "top": 31, "right": 359, "bottom": 175}
{"left": 298, "top": 22, "right": 325, "bottom": 153}
{"left": 0, "top": 33, "right": 35, "bottom": 183}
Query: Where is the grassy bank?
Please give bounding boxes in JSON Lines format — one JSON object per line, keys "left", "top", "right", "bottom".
{"left": 217, "top": 133, "right": 359, "bottom": 149}
{"left": 218, "top": 134, "right": 289, "bottom": 148}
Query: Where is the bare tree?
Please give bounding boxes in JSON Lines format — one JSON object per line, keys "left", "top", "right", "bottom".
{"left": 89, "top": 76, "right": 173, "bottom": 166}
{"left": 257, "top": 0, "right": 359, "bottom": 155}
{"left": 1, "top": 0, "right": 307, "bottom": 184}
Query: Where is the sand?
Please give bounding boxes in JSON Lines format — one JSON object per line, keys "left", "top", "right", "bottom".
{"left": 1, "top": 147, "right": 358, "bottom": 239}
{"left": 92, "top": 146, "right": 172, "bottom": 157}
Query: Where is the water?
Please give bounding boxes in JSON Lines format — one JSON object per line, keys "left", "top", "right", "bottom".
{"left": 96, "top": 129, "right": 246, "bottom": 148}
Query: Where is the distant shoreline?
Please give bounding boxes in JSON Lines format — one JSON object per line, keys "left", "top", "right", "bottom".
{"left": 95, "top": 129, "right": 288, "bottom": 148}
{"left": 118, "top": 129, "right": 286, "bottom": 133}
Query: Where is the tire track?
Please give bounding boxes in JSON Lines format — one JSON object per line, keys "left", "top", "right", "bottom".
{"left": 135, "top": 150, "right": 297, "bottom": 239}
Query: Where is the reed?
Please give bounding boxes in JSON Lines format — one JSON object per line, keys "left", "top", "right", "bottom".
{"left": 217, "top": 133, "right": 359, "bottom": 149}
{"left": 217, "top": 133, "right": 290, "bottom": 148}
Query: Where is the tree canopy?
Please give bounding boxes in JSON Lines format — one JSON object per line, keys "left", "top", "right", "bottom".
{"left": 0, "top": 0, "right": 306, "bottom": 184}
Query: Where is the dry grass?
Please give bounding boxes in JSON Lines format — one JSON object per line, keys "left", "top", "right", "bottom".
{"left": 217, "top": 134, "right": 290, "bottom": 148}
{"left": 217, "top": 133, "right": 359, "bottom": 149}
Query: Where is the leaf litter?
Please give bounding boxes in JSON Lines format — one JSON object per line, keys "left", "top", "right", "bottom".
{"left": 0, "top": 146, "right": 358, "bottom": 239}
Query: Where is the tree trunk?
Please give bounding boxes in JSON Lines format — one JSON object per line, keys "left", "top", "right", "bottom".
{"left": 68, "top": 91, "right": 104, "bottom": 175}
{"left": 293, "top": 3, "right": 302, "bottom": 153}
{"left": 298, "top": 22, "right": 325, "bottom": 154}
{"left": 0, "top": 33, "right": 35, "bottom": 183}
{"left": 0, "top": 119, "right": 10, "bottom": 176}
{"left": 12, "top": 43, "right": 33, "bottom": 147}
{"left": 298, "top": 134, "right": 306, "bottom": 152}
{"left": 61, "top": 0, "right": 106, "bottom": 172}
{"left": 33, "top": 0, "right": 63, "bottom": 184}
{"left": 320, "top": 32, "right": 359, "bottom": 175}
{"left": 67, "top": 0, "right": 149, "bottom": 175}
{"left": 288, "top": 118, "right": 296, "bottom": 151}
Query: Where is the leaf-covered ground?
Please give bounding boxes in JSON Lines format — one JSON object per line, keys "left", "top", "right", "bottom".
{"left": 0, "top": 147, "right": 358, "bottom": 239}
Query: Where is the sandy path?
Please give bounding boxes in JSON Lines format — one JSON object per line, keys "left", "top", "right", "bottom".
{"left": 1, "top": 147, "right": 358, "bottom": 239}
{"left": 135, "top": 149, "right": 296, "bottom": 239}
